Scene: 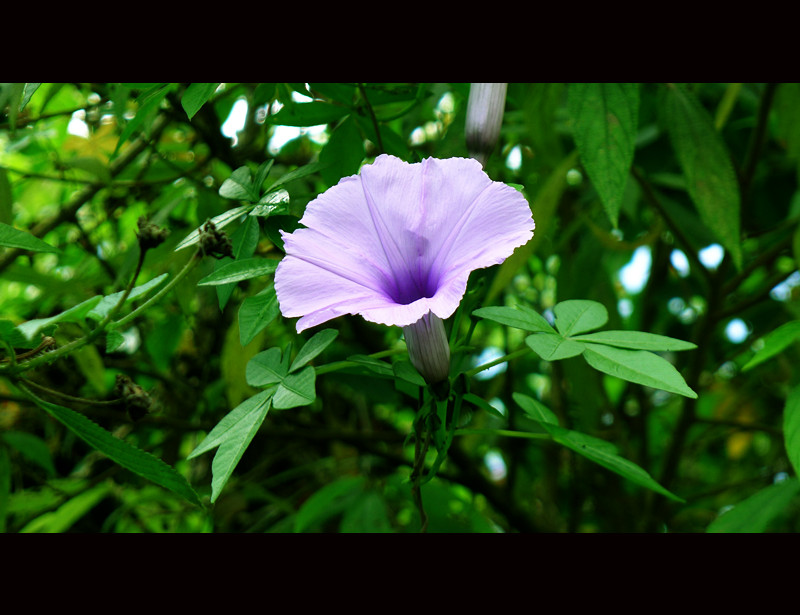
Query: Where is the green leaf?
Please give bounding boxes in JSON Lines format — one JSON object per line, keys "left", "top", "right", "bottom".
{"left": 114, "top": 83, "right": 174, "bottom": 156}
{"left": 35, "top": 397, "right": 201, "bottom": 506}
{"left": 250, "top": 189, "right": 290, "bottom": 217}
{"left": 266, "top": 161, "right": 327, "bottom": 192}
{"left": 290, "top": 329, "right": 338, "bottom": 372}
{"left": 293, "top": 475, "right": 367, "bottom": 532}
{"left": 472, "top": 305, "right": 556, "bottom": 334}
{"left": 319, "top": 115, "right": 364, "bottom": 187}
{"left": 176, "top": 204, "right": 255, "bottom": 252}
{"left": 273, "top": 366, "right": 316, "bottom": 409}
{"left": 742, "top": 320, "right": 800, "bottom": 371}
{"left": 525, "top": 332, "right": 586, "bottom": 361}
{"left": 344, "top": 354, "right": 395, "bottom": 378}
{"left": 219, "top": 166, "right": 259, "bottom": 201}
{"left": 0, "top": 167, "right": 13, "bottom": 225}
{"left": 268, "top": 101, "right": 351, "bottom": 127}
{"left": 571, "top": 330, "right": 697, "bottom": 351}
{"left": 197, "top": 257, "right": 278, "bottom": 286}
{"left": 784, "top": 385, "right": 800, "bottom": 478}
{"left": 181, "top": 83, "right": 220, "bottom": 120}
{"left": 553, "top": 300, "right": 608, "bottom": 336}
{"left": 706, "top": 479, "right": 800, "bottom": 533}
{"left": 216, "top": 215, "right": 260, "bottom": 310}
{"left": 239, "top": 285, "right": 280, "bottom": 347}
{"left": 661, "top": 83, "right": 742, "bottom": 269}
{"left": 568, "top": 83, "right": 639, "bottom": 227}
{"left": 463, "top": 392, "right": 506, "bottom": 419}
{"left": 19, "top": 481, "right": 112, "bottom": 533}
{"left": 0, "top": 221, "right": 59, "bottom": 253}
{"left": 1, "top": 431, "right": 56, "bottom": 477}
{"left": 87, "top": 273, "right": 169, "bottom": 321}
{"left": 246, "top": 347, "right": 286, "bottom": 387}
{"left": 512, "top": 393, "right": 682, "bottom": 502}
{"left": 187, "top": 390, "right": 272, "bottom": 503}
{"left": 18, "top": 295, "right": 103, "bottom": 340}
{"left": 512, "top": 392, "right": 559, "bottom": 426}
{"left": 582, "top": 342, "right": 697, "bottom": 398}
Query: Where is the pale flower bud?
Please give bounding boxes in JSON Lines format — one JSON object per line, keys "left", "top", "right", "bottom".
{"left": 465, "top": 83, "right": 508, "bottom": 167}
{"left": 403, "top": 312, "right": 451, "bottom": 387}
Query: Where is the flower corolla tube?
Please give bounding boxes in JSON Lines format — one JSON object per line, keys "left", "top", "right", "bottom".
{"left": 274, "top": 154, "right": 534, "bottom": 384}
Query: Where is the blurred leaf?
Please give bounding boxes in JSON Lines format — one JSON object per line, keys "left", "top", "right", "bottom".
{"left": 293, "top": 475, "right": 367, "bottom": 532}
{"left": 582, "top": 343, "right": 697, "bottom": 398}
{"left": 87, "top": 273, "right": 169, "bottom": 321}
{"left": 0, "top": 431, "right": 56, "bottom": 477}
{"left": 463, "top": 392, "right": 505, "bottom": 419}
{"left": 34, "top": 397, "right": 201, "bottom": 507}
{"left": 568, "top": 83, "right": 639, "bottom": 227}
{"left": 742, "top": 320, "right": 800, "bottom": 371}
{"left": 114, "top": 83, "right": 174, "bottom": 156}
{"left": 473, "top": 304, "right": 556, "bottom": 334}
{"left": 196, "top": 257, "right": 278, "bottom": 286}
{"left": 340, "top": 490, "right": 392, "bottom": 532}
{"left": 239, "top": 285, "right": 280, "bottom": 347}
{"left": 553, "top": 300, "right": 609, "bottom": 336}
{"left": 181, "top": 83, "right": 220, "bottom": 120}
{"left": 571, "top": 330, "right": 697, "bottom": 351}
{"left": 784, "top": 385, "right": 800, "bottom": 478}
{"left": 320, "top": 115, "right": 364, "bottom": 187}
{"left": 512, "top": 392, "right": 559, "bottom": 426}
{"left": 268, "top": 101, "right": 350, "bottom": 127}
{"left": 0, "top": 167, "right": 13, "bottom": 225}
{"left": 18, "top": 296, "right": 103, "bottom": 340}
{"left": 19, "top": 481, "right": 112, "bottom": 533}
{"left": 525, "top": 332, "right": 586, "bottom": 360}
{"left": 661, "top": 83, "right": 742, "bottom": 269}
{"left": 0, "top": 221, "right": 59, "bottom": 253}
{"left": 706, "top": 479, "right": 800, "bottom": 533}
{"left": 187, "top": 389, "right": 272, "bottom": 503}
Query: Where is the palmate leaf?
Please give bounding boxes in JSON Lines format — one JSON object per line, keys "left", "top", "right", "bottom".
{"left": 513, "top": 393, "right": 683, "bottom": 502}
{"left": 187, "top": 389, "right": 273, "bottom": 503}
{"left": 582, "top": 343, "right": 697, "bottom": 398}
{"left": 34, "top": 397, "right": 201, "bottom": 507}
{"left": 553, "top": 300, "right": 608, "bottom": 336}
{"left": 525, "top": 332, "right": 585, "bottom": 361}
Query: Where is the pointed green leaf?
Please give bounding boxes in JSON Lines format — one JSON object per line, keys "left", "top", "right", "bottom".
{"left": 706, "top": 478, "right": 800, "bottom": 533}
{"left": 568, "top": 83, "right": 639, "bottom": 227}
{"left": 582, "top": 342, "right": 697, "bottom": 398}
{"left": 273, "top": 366, "right": 316, "bottom": 409}
{"left": 571, "top": 330, "right": 697, "bottom": 351}
{"left": 181, "top": 83, "right": 220, "bottom": 120}
{"left": 0, "top": 222, "right": 59, "bottom": 253}
{"left": 526, "top": 332, "right": 586, "bottom": 361}
{"left": 197, "top": 257, "right": 278, "bottom": 286}
{"left": 187, "top": 390, "right": 272, "bottom": 503}
{"left": 290, "top": 329, "right": 338, "bottom": 372}
{"left": 239, "top": 285, "right": 280, "bottom": 347}
{"left": 246, "top": 347, "right": 286, "bottom": 387}
{"left": 661, "top": 83, "right": 742, "bottom": 268}
{"left": 463, "top": 392, "right": 506, "bottom": 420}
{"left": 35, "top": 398, "right": 201, "bottom": 506}
{"left": 472, "top": 305, "right": 556, "bottom": 334}
{"left": 512, "top": 392, "right": 559, "bottom": 426}
{"left": 219, "top": 166, "right": 259, "bottom": 201}
{"left": 742, "top": 320, "right": 800, "bottom": 371}
{"left": 553, "top": 300, "right": 608, "bottom": 336}
{"left": 216, "top": 215, "right": 260, "bottom": 310}
{"left": 18, "top": 295, "right": 103, "bottom": 340}
{"left": 293, "top": 475, "right": 367, "bottom": 532}
{"left": 250, "top": 188, "right": 290, "bottom": 217}
{"left": 784, "top": 385, "right": 800, "bottom": 478}
{"left": 267, "top": 101, "right": 350, "bottom": 127}
{"left": 87, "top": 273, "right": 169, "bottom": 321}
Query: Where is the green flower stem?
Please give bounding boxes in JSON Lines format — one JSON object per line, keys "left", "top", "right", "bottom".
{"left": 463, "top": 347, "right": 530, "bottom": 379}
{"left": 313, "top": 347, "right": 404, "bottom": 376}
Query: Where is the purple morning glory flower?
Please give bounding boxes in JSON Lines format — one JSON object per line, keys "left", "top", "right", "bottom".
{"left": 274, "top": 154, "right": 534, "bottom": 384}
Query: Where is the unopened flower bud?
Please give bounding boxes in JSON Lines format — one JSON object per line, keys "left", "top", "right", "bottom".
{"left": 137, "top": 216, "right": 170, "bottom": 251}
{"left": 403, "top": 312, "right": 451, "bottom": 389}
{"left": 465, "top": 83, "right": 508, "bottom": 168}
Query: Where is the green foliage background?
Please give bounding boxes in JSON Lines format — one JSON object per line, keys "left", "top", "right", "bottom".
{"left": 1, "top": 82, "right": 799, "bottom": 532}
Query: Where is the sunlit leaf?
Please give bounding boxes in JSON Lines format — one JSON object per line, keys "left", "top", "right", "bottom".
{"left": 472, "top": 304, "right": 556, "bottom": 334}
{"left": 181, "top": 83, "right": 220, "bottom": 120}
{"left": 553, "top": 300, "right": 608, "bottom": 336}
{"left": 525, "top": 332, "right": 586, "bottom": 361}
{"left": 571, "top": 330, "right": 697, "bottom": 351}
{"left": 582, "top": 342, "right": 697, "bottom": 398}
{"left": 196, "top": 257, "right": 278, "bottom": 286}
